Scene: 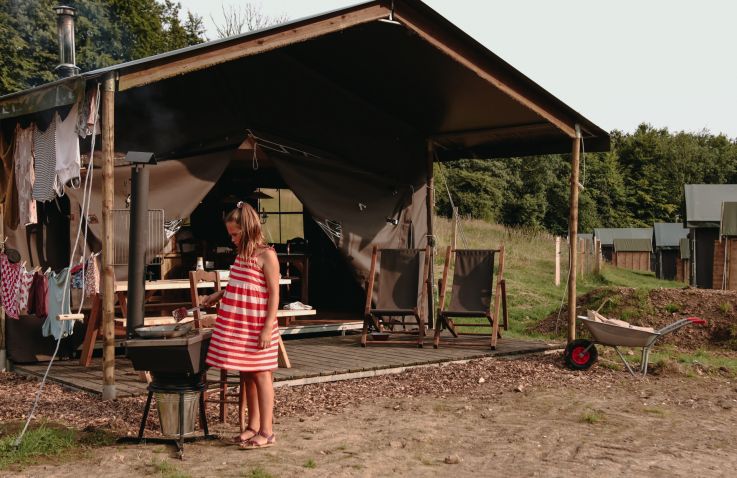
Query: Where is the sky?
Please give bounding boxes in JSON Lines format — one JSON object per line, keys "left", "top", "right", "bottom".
{"left": 176, "top": 0, "right": 737, "bottom": 138}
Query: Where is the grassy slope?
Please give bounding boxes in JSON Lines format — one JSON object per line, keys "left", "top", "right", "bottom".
{"left": 432, "top": 217, "right": 684, "bottom": 338}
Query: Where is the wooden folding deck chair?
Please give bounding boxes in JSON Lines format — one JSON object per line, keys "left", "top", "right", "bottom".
{"left": 433, "top": 246, "right": 508, "bottom": 349}
{"left": 361, "top": 246, "right": 430, "bottom": 347}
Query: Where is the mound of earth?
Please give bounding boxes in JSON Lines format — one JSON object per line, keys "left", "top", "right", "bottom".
{"left": 532, "top": 286, "right": 737, "bottom": 350}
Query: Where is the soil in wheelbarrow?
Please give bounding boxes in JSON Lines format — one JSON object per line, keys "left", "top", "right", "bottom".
{"left": 532, "top": 287, "right": 737, "bottom": 350}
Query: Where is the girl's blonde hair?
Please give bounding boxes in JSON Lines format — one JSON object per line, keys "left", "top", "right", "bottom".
{"left": 225, "top": 202, "right": 267, "bottom": 259}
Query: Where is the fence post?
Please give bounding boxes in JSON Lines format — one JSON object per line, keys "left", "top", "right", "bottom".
{"left": 554, "top": 236, "right": 561, "bottom": 286}
{"left": 594, "top": 239, "right": 601, "bottom": 274}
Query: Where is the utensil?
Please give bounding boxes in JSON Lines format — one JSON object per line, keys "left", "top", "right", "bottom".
{"left": 173, "top": 307, "right": 199, "bottom": 322}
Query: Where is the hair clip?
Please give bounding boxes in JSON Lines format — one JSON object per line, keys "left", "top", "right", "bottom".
{"left": 236, "top": 201, "right": 245, "bottom": 209}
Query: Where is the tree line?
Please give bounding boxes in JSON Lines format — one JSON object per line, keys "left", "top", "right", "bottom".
{"left": 0, "top": 0, "right": 206, "bottom": 96}
{"left": 436, "top": 124, "right": 737, "bottom": 235}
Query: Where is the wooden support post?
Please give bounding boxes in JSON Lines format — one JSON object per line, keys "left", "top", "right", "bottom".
{"left": 0, "top": 203, "right": 5, "bottom": 371}
{"left": 426, "top": 142, "right": 435, "bottom": 331}
{"left": 490, "top": 244, "right": 505, "bottom": 349}
{"left": 567, "top": 127, "right": 581, "bottom": 343}
{"left": 101, "top": 73, "right": 116, "bottom": 400}
{"left": 554, "top": 236, "right": 561, "bottom": 286}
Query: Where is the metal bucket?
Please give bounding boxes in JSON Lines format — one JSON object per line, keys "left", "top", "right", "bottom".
{"left": 155, "top": 391, "right": 200, "bottom": 437}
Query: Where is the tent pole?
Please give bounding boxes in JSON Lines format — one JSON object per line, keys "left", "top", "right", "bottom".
{"left": 101, "top": 72, "right": 117, "bottom": 400}
{"left": 426, "top": 141, "right": 435, "bottom": 332}
{"left": 567, "top": 126, "right": 581, "bottom": 343}
{"left": 0, "top": 203, "right": 6, "bottom": 371}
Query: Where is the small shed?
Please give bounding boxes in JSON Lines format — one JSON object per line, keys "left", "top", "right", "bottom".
{"left": 684, "top": 184, "right": 737, "bottom": 288}
{"left": 594, "top": 228, "right": 653, "bottom": 263}
{"left": 653, "top": 222, "right": 689, "bottom": 280}
{"left": 613, "top": 238, "right": 652, "bottom": 271}
{"left": 713, "top": 202, "right": 737, "bottom": 290}
{"left": 676, "top": 237, "right": 690, "bottom": 283}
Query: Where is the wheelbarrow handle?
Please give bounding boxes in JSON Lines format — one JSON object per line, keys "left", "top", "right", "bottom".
{"left": 686, "top": 317, "right": 706, "bottom": 325}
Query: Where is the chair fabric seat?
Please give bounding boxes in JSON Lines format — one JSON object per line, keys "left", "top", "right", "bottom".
{"left": 441, "top": 310, "right": 489, "bottom": 317}
{"left": 371, "top": 309, "right": 417, "bottom": 316}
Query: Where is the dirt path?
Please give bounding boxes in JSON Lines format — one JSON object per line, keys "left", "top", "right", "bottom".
{"left": 4, "top": 353, "right": 737, "bottom": 477}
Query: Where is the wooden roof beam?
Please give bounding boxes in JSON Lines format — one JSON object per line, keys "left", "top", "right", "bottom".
{"left": 394, "top": 5, "right": 578, "bottom": 139}
{"left": 118, "top": 5, "right": 388, "bottom": 91}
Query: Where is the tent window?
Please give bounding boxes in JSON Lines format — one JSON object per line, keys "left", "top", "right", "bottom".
{"left": 259, "top": 188, "right": 303, "bottom": 243}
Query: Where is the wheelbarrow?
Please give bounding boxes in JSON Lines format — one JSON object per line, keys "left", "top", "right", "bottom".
{"left": 564, "top": 312, "right": 707, "bottom": 376}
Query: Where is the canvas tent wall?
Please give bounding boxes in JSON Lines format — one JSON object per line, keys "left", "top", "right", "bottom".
{"left": 653, "top": 222, "right": 688, "bottom": 280}
{"left": 0, "top": 1, "right": 609, "bottom": 374}
{"left": 613, "top": 238, "right": 652, "bottom": 271}
{"left": 684, "top": 184, "right": 737, "bottom": 288}
{"left": 594, "top": 228, "right": 652, "bottom": 263}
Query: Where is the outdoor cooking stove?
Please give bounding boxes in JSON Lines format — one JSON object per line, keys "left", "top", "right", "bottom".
{"left": 121, "top": 328, "right": 216, "bottom": 459}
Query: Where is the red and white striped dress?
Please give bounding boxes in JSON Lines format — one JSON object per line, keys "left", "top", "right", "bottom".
{"left": 205, "top": 254, "right": 279, "bottom": 372}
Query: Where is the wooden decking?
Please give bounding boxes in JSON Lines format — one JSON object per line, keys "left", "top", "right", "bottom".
{"left": 13, "top": 333, "right": 562, "bottom": 398}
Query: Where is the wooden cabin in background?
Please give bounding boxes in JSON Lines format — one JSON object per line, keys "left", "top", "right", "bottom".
{"left": 713, "top": 201, "right": 737, "bottom": 290}
{"left": 653, "top": 222, "right": 689, "bottom": 280}
{"left": 612, "top": 238, "right": 652, "bottom": 271}
{"left": 684, "top": 184, "right": 737, "bottom": 288}
{"left": 594, "top": 228, "right": 652, "bottom": 263}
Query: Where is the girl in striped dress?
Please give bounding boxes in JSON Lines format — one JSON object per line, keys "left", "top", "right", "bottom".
{"left": 203, "top": 202, "right": 280, "bottom": 449}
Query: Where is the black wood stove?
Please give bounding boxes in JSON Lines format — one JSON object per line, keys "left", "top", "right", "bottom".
{"left": 122, "top": 329, "right": 215, "bottom": 458}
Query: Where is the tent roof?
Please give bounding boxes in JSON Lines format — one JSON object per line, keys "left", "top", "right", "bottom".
{"left": 0, "top": 0, "right": 609, "bottom": 161}
{"left": 722, "top": 202, "right": 737, "bottom": 237}
{"left": 653, "top": 222, "right": 689, "bottom": 248}
{"left": 684, "top": 184, "right": 737, "bottom": 227}
{"left": 593, "top": 228, "right": 653, "bottom": 246}
{"left": 613, "top": 238, "right": 652, "bottom": 253}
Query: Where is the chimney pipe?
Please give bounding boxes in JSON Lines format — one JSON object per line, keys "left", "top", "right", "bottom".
{"left": 54, "top": 5, "right": 80, "bottom": 78}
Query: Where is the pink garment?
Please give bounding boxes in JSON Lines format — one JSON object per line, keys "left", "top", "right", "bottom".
{"left": 14, "top": 125, "right": 37, "bottom": 226}
{"left": 17, "top": 268, "right": 34, "bottom": 314}
{"left": 0, "top": 254, "right": 21, "bottom": 319}
{"left": 55, "top": 101, "right": 81, "bottom": 192}
{"left": 84, "top": 256, "right": 100, "bottom": 297}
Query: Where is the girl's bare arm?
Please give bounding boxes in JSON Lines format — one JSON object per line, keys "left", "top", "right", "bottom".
{"left": 259, "top": 248, "right": 281, "bottom": 348}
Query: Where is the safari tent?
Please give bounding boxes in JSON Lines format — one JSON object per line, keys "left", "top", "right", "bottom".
{"left": 0, "top": 0, "right": 609, "bottom": 397}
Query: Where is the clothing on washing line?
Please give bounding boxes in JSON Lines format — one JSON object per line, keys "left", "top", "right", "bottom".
{"left": 32, "top": 118, "right": 60, "bottom": 202}
{"left": 71, "top": 267, "right": 84, "bottom": 289}
{"left": 14, "top": 124, "right": 37, "bottom": 226}
{"left": 0, "top": 254, "right": 21, "bottom": 319}
{"left": 27, "top": 270, "right": 48, "bottom": 319}
{"left": 1, "top": 129, "right": 20, "bottom": 230}
{"left": 55, "top": 101, "right": 81, "bottom": 191}
{"left": 76, "top": 88, "right": 100, "bottom": 139}
{"left": 17, "top": 267, "right": 34, "bottom": 314}
{"left": 84, "top": 255, "right": 100, "bottom": 297}
{"left": 42, "top": 267, "right": 74, "bottom": 340}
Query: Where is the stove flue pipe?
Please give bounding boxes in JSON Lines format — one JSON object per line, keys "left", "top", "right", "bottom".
{"left": 53, "top": 5, "right": 80, "bottom": 78}
{"left": 125, "top": 152, "right": 156, "bottom": 338}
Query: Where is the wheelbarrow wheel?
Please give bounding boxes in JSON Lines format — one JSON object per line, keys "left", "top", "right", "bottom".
{"left": 564, "top": 339, "right": 598, "bottom": 370}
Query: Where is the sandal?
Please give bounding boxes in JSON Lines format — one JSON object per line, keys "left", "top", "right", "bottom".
{"left": 229, "top": 427, "right": 258, "bottom": 444}
{"left": 239, "top": 430, "right": 276, "bottom": 450}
